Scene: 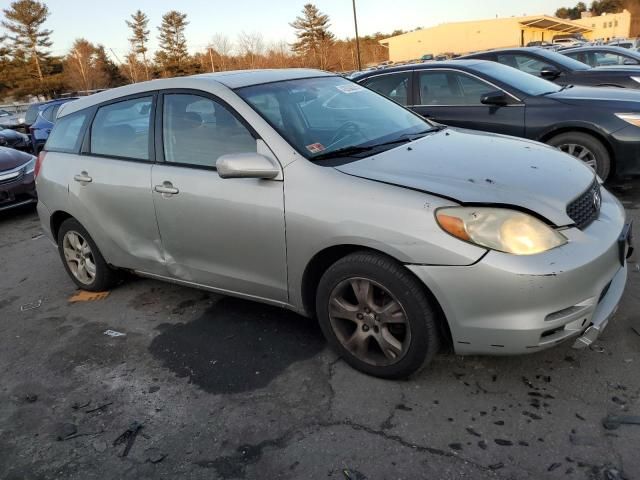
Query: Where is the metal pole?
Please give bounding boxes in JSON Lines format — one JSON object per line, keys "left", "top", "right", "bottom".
{"left": 352, "top": 0, "right": 362, "bottom": 71}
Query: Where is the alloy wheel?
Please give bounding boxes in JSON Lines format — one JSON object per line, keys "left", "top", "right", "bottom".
{"left": 328, "top": 277, "right": 411, "bottom": 366}
{"left": 62, "top": 231, "right": 96, "bottom": 285}
{"left": 558, "top": 143, "right": 597, "bottom": 170}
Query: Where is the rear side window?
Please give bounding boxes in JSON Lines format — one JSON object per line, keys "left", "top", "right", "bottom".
{"left": 41, "top": 104, "right": 57, "bottom": 122}
{"left": 91, "top": 97, "right": 152, "bottom": 160}
{"left": 363, "top": 72, "right": 411, "bottom": 105}
{"left": 25, "top": 104, "right": 41, "bottom": 125}
{"left": 45, "top": 111, "right": 88, "bottom": 152}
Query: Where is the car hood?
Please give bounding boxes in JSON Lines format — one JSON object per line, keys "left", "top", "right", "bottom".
{"left": 0, "top": 147, "right": 33, "bottom": 170}
{"left": 546, "top": 85, "right": 640, "bottom": 107}
{"left": 334, "top": 128, "right": 595, "bottom": 226}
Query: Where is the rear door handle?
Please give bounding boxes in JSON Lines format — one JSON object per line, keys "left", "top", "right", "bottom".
{"left": 73, "top": 172, "right": 92, "bottom": 183}
{"left": 154, "top": 182, "right": 179, "bottom": 195}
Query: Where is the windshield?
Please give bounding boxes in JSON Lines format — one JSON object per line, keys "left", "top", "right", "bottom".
{"left": 237, "top": 76, "right": 431, "bottom": 161}
{"left": 473, "top": 62, "right": 561, "bottom": 96}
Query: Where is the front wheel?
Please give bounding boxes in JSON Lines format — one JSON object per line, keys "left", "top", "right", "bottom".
{"left": 315, "top": 252, "right": 440, "bottom": 379}
{"left": 57, "top": 218, "right": 120, "bottom": 291}
{"left": 547, "top": 132, "right": 611, "bottom": 180}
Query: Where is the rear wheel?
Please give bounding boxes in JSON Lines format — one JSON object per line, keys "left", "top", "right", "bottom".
{"left": 57, "top": 218, "right": 120, "bottom": 291}
{"left": 316, "top": 252, "right": 440, "bottom": 379}
{"left": 547, "top": 132, "right": 611, "bottom": 180}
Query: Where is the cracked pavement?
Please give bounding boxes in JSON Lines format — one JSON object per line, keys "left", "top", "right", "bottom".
{"left": 0, "top": 179, "right": 639, "bottom": 480}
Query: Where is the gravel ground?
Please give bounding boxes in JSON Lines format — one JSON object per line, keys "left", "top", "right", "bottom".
{"left": 0, "top": 179, "right": 638, "bottom": 480}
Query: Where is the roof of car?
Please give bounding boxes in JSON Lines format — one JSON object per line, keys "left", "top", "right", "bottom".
{"left": 463, "top": 47, "right": 546, "bottom": 57}
{"left": 350, "top": 59, "right": 484, "bottom": 79}
{"left": 560, "top": 45, "right": 638, "bottom": 54}
{"left": 59, "top": 69, "right": 333, "bottom": 117}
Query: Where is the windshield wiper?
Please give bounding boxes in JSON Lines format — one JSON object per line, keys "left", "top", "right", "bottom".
{"left": 312, "top": 128, "right": 441, "bottom": 161}
{"left": 312, "top": 145, "right": 376, "bottom": 161}
{"left": 559, "top": 84, "right": 574, "bottom": 91}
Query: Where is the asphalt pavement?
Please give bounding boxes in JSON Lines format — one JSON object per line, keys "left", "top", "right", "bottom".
{"left": 0, "top": 179, "right": 639, "bottom": 480}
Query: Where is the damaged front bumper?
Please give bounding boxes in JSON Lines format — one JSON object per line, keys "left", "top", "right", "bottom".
{"left": 407, "top": 188, "right": 629, "bottom": 356}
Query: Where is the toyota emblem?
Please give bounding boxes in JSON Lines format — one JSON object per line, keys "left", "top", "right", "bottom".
{"left": 593, "top": 188, "right": 602, "bottom": 211}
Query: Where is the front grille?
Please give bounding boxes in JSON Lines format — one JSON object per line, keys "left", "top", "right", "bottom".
{"left": 566, "top": 179, "right": 600, "bottom": 230}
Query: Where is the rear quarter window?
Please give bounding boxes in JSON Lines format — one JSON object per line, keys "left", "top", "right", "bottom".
{"left": 45, "top": 111, "right": 89, "bottom": 153}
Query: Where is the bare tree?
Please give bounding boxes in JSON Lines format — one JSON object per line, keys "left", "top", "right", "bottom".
{"left": 209, "top": 33, "right": 233, "bottom": 71}
{"left": 237, "top": 31, "right": 264, "bottom": 69}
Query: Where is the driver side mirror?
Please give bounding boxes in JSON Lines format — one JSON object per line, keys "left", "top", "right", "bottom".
{"left": 623, "top": 58, "right": 638, "bottom": 65}
{"left": 481, "top": 90, "right": 511, "bottom": 106}
{"left": 216, "top": 152, "right": 280, "bottom": 179}
{"left": 540, "top": 66, "right": 561, "bottom": 80}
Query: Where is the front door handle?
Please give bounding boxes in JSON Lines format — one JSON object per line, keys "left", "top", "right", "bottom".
{"left": 154, "top": 182, "right": 179, "bottom": 195}
{"left": 73, "top": 172, "right": 92, "bottom": 183}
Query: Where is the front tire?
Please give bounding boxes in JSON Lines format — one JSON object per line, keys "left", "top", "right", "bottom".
{"left": 316, "top": 252, "right": 440, "bottom": 379}
{"left": 547, "top": 132, "right": 611, "bottom": 180}
{"left": 57, "top": 218, "right": 120, "bottom": 291}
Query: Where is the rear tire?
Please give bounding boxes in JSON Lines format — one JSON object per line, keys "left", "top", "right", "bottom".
{"left": 547, "top": 132, "right": 611, "bottom": 180}
{"left": 315, "top": 251, "right": 440, "bottom": 379}
{"left": 57, "top": 218, "right": 120, "bottom": 291}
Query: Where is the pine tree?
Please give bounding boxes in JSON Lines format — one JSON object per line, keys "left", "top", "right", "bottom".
{"left": 290, "top": 4, "right": 335, "bottom": 69}
{"left": 95, "top": 45, "right": 126, "bottom": 87}
{"left": 1, "top": 0, "right": 53, "bottom": 82}
{"left": 155, "top": 10, "right": 189, "bottom": 77}
{"left": 126, "top": 10, "right": 150, "bottom": 80}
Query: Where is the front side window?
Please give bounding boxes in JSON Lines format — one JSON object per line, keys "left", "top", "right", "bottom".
{"left": 363, "top": 72, "right": 411, "bottom": 105}
{"left": 418, "top": 71, "right": 495, "bottom": 105}
{"left": 46, "top": 111, "right": 88, "bottom": 152}
{"left": 496, "top": 54, "right": 551, "bottom": 75}
{"left": 238, "top": 76, "right": 430, "bottom": 162}
{"left": 91, "top": 96, "right": 152, "bottom": 160}
{"left": 162, "top": 94, "right": 256, "bottom": 168}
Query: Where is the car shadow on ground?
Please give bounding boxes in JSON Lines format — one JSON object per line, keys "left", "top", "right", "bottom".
{"left": 148, "top": 297, "right": 326, "bottom": 395}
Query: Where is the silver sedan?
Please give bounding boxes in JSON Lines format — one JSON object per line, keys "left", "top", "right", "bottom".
{"left": 35, "top": 69, "right": 632, "bottom": 378}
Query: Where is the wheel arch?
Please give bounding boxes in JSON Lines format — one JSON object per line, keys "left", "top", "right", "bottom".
{"left": 538, "top": 126, "right": 615, "bottom": 175}
{"left": 50, "top": 210, "right": 74, "bottom": 244}
{"left": 300, "top": 244, "right": 453, "bottom": 348}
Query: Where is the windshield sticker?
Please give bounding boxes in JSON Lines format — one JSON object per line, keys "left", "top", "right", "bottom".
{"left": 336, "top": 84, "right": 364, "bottom": 94}
{"left": 306, "top": 143, "right": 326, "bottom": 154}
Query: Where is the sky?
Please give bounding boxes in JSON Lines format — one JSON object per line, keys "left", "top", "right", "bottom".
{"left": 4, "top": 0, "right": 575, "bottom": 59}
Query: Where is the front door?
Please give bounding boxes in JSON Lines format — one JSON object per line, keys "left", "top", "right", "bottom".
{"left": 411, "top": 69, "right": 525, "bottom": 137}
{"left": 151, "top": 92, "right": 288, "bottom": 303}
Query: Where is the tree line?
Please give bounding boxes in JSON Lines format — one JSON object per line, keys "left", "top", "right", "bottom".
{"left": 555, "top": 0, "right": 625, "bottom": 20}
{"left": 0, "top": 1, "right": 395, "bottom": 101}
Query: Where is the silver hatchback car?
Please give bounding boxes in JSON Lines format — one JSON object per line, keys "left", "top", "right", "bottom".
{"left": 36, "top": 69, "right": 633, "bottom": 378}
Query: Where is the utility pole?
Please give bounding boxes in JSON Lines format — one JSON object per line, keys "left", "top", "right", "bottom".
{"left": 352, "top": 0, "right": 362, "bottom": 71}
{"left": 208, "top": 47, "right": 215, "bottom": 72}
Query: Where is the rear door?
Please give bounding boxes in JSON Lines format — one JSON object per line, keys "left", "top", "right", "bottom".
{"left": 411, "top": 69, "right": 525, "bottom": 137}
{"left": 150, "top": 91, "right": 288, "bottom": 302}
{"left": 67, "top": 94, "right": 165, "bottom": 274}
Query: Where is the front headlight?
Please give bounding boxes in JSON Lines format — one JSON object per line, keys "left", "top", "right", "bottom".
{"left": 631, "top": 76, "right": 640, "bottom": 85}
{"left": 24, "top": 157, "right": 36, "bottom": 174}
{"left": 615, "top": 112, "right": 640, "bottom": 127}
{"left": 436, "top": 207, "right": 567, "bottom": 255}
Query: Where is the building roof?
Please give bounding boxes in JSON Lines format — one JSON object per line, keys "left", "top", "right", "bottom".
{"left": 518, "top": 16, "right": 592, "bottom": 34}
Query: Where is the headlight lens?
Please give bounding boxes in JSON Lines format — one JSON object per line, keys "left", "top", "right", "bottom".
{"left": 631, "top": 76, "right": 640, "bottom": 85}
{"left": 436, "top": 207, "right": 567, "bottom": 255}
{"left": 24, "top": 157, "right": 36, "bottom": 174}
{"left": 615, "top": 112, "right": 640, "bottom": 127}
